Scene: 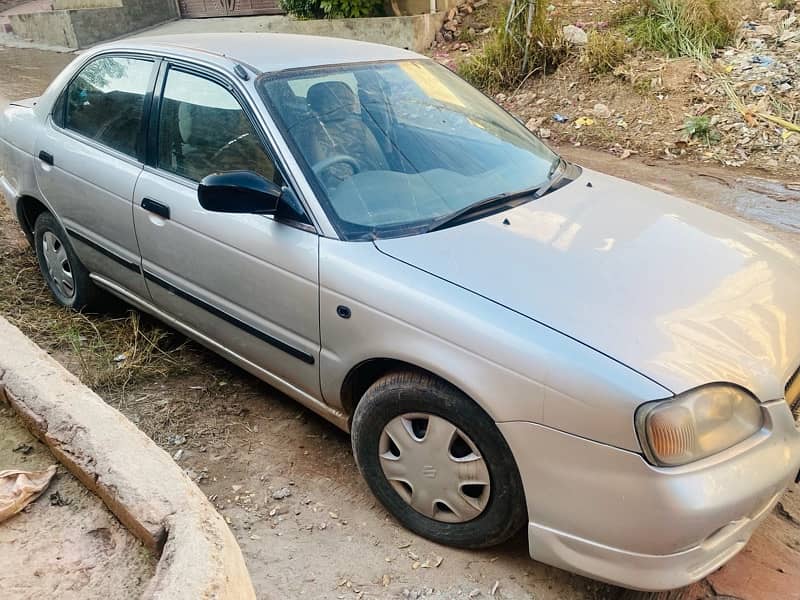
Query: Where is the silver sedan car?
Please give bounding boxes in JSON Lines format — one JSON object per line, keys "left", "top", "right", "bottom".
{"left": 1, "top": 33, "right": 799, "bottom": 591}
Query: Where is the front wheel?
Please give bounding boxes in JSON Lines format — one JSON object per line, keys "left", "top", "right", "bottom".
{"left": 351, "top": 371, "right": 527, "bottom": 548}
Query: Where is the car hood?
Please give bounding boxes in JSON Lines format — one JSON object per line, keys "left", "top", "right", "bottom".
{"left": 375, "top": 169, "right": 800, "bottom": 402}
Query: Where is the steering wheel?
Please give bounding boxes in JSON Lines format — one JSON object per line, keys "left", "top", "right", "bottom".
{"left": 311, "top": 154, "right": 361, "bottom": 177}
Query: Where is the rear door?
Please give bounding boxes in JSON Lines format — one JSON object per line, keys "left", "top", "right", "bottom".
{"left": 132, "top": 62, "right": 321, "bottom": 398}
{"left": 34, "top": 54, "right": 157, "bottom": 298}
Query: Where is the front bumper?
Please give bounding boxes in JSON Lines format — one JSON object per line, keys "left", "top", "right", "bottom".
{"left": 499, "top": 399, "right": 800, "bottom": 591}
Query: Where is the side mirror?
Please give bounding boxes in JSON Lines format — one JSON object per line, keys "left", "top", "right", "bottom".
{"left": 198, "top": 171, "right": 281, "bottom": 214}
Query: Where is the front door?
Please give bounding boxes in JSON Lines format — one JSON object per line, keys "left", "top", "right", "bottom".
{"left": 34, "top": 54, "right": 156, "bottom": 298}
{"left": 132, "top": 64, "right": 321, "bottom": 398}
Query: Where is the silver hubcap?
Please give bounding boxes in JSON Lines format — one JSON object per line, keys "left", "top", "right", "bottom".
{"left": 379, "top": 413, "right": 491, "bottom": 523}
{"left": 42, "top": 231, "right": 75, "bottom": 300}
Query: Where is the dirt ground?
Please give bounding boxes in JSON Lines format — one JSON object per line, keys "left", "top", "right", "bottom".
{"left": 1, "top": 38, "right": 800, "bottom": 600}
{"left": 434, "top": 0, "right": 800, "bottom": 179}
{"left": 0, "top": 403, "right": 155, "bottom": 599}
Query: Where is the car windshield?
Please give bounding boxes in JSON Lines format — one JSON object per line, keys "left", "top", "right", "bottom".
{"left": 258, "top": 60, "right": 559, "bottom": 240}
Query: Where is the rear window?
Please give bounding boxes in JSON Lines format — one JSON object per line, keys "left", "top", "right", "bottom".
{"left": 64, "top": 56, "right": 154, "bottom": 158}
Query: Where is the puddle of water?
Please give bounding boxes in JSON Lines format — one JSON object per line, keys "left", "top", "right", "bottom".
{"left": 732, "top": 177, "right": 800, "bottom": 232}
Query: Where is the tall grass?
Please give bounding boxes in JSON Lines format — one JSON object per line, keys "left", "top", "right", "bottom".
{"left": 616, "top": 0, "right": 737, "bottom": 59}
{"left": 458, "top": 0, "right": 565, "bottom": 93}
{"left": 582, "top": 30, "right": 630, "bottom": 75}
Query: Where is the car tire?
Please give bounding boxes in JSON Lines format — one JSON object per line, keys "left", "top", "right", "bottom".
{"left": 351, "top": 370, "right": 527, "bottom": 548}
{"left": 34, "top": 212, "right": 102, "bottom": 310}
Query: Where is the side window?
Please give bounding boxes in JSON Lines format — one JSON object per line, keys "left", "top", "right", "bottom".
{"left": 157, "top": 69, "right": 279, "bottom": 185}
{"left": 64, "top": 56, "right": 154, "bottom": 158}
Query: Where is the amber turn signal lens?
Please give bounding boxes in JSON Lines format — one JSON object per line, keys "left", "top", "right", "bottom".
{"left": 636, "top": 385, "right": 763, "bottom": 467}
{"left": 646, "top": 407, "right": 696, "bottom": 464}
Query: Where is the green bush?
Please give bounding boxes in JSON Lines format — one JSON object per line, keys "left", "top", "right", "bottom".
{"left": 320, "top": 0, "right": 384, "bottom": 18}
{"left": 281, "top": 0, "right": 383, "bottom": 18}
{"left": 279, "top": 0, "right": 324, "bottom": 19}
{"left": 684, "top": 115, "right": 720, "bottom": 144}
{"left": 616, "top": 0, "right": 736, "bottom": 59}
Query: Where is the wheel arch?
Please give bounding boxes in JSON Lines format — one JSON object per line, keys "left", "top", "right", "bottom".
{"left": 16, "top": 194, "right": 51, "bottom": 246}
{"left": 340, "top": 358, "right": 478, "bottom": 425}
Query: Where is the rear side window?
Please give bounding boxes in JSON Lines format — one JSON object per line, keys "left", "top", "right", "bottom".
{"left": 156, "top": 68, "right": 278, "bottom": 184}
{"left": 64, "top": 56, "right": 154, "bottom": 158}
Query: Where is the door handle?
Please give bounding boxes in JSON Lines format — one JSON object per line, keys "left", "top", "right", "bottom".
{"left": 141, "top": 198, "right": 170, "bottom": 220}
{"left": 38, "top": 151, "right": 54, "bottom": 165}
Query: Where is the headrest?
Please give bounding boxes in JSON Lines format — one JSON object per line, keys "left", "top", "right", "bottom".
{"left": 177, "top": 101, "right": 193, "bottom": 144}
{"left": 306, "top": 81, "right": 357, "bottom": 120}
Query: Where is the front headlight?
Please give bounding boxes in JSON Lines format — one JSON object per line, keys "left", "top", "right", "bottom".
{"left": 636, "top": 385, "right": 763, "bottom": 467}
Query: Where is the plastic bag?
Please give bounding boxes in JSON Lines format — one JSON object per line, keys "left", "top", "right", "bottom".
{"left": 0, "top": 465, "right": 57, "bottom": 523}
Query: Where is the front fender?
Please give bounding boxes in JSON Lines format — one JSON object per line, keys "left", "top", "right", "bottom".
{"left": 318, "top": 238, "right": 670, "bottom": 452}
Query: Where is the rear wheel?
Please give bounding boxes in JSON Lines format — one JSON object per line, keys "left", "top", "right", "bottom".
{"left": 351, "top": 371, "right": 527, "bottom": 548}
{"left": 34, "top": 212, "right": 101, "bottom": 310}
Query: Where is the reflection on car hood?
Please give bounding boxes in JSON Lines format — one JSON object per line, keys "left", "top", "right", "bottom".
{"left": 375, "top": 169, "right": 800, "bottom": 401}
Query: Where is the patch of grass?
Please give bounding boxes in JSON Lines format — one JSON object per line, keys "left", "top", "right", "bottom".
{"left": 457, "top": 26, "right": 477, "bottom": 43}
{"left": 0, "top": 203, "right": 194, "bottom": 397}
{"left": 582, "top": 30, "right": 630, "bottom": 75}
{"left": 457, "top": 0, "right": 566, "bottom": 93}
{"left": 773, "top": 0, "right": 794, "bottom": 9}
{"left": 615, "top": 0, "right": 737, "bottom": 59}
{"left": 684, "top": 115, "right": 720, "bottom": 144}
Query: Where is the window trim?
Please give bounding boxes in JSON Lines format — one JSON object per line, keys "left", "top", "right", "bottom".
{"left": 147, "top": 59, "right": 316, "bottom": 233}
{"left": 52, "top": 51, "right": 161, "bottom": 164}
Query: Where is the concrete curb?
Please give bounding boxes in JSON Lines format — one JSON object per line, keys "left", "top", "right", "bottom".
{"left": 0, "top": 317, "right": 256, "bottom": 600}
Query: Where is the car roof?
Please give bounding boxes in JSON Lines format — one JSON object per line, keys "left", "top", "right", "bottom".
{"left": 101, "top": 33, "right": 423, "bottom": 73}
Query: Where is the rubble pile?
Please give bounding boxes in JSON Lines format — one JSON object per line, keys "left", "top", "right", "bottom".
{"left": 432, "top": 0, "right": 490, "bottom": 51}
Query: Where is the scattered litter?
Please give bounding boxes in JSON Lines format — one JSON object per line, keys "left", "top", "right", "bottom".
{"left": 12, "top": 443, "right": 33, "bottom": 456}
{"left": 272, "top": 487, "right": 292, "bottom": 500}
{"left": 490, "top": 581, "right": 500, "bottom": 596}
{"left": 592, "top": 103, "right": 612, "bottom": 119}
{"left": 751, "top": 55, "right": 774, "bottom": 66}
{"left": 49, "top": 489, "right": 71, "bottom": 507}
{"left": 552, "top": 113, "right": 569, "bottom": 123}
{"left": 0, "top": 466, "right": 57, "bottom": 522}
{"left": 574, "top": 116, "right": 594, "bottom": 128}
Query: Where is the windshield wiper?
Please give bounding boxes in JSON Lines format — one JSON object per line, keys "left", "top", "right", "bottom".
{"left": 426, "top": 157, "right": 568, "bottom": 233}
{"left": 534, "top": 156, "right": 567, "bottom": 199}
{"left": 425, "top": 187, "right": 539, "bottom": 233}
